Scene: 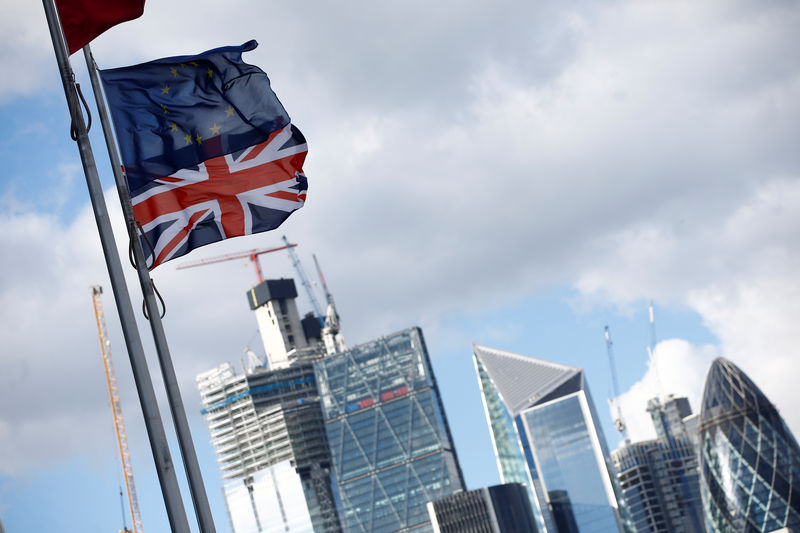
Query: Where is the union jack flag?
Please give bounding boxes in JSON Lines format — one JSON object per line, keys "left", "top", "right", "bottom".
{"left": 132, "top": 123, "right": 308, "bottom": 268}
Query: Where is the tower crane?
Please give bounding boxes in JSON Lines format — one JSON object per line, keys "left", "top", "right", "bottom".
{"left": 175, "top": 243, "right": 297, "bottom": 283}
{"left": 313, "top": 253, "right": 346, "bottom": 354}
{"left": 90, "top": 286, "right": 143, "bottom": 533}
{"left": 281, "top": 235, "right": 324, "bottom": 322}
{"left": 605, "top": 325, "right": 629, "bottom": 444}
{"left": 647, "top": 300, "right": 665, "bottom": 398}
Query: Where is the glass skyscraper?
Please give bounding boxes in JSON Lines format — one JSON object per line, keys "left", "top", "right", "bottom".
{"left": 314, "top": 327, "right": 465, "bottom": 533}
{"left": 473, "top": 344, "right": 625, "bottom": 533}
{"left": 698, "top": 357, "right": 800, "bottom": 532}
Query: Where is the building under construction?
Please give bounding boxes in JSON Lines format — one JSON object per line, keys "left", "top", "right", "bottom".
{"left": 197, "top": 278, "right": 343, "bottom": 533}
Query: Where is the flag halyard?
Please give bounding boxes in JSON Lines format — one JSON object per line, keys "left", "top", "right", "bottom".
{"left": 100, "top": 41, "right": 310, "bottom": 268}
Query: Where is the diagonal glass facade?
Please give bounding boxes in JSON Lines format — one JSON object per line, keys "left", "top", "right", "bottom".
{"left": 315, "top": 327, "right": 464, "bottom": 533}
{"left": 473, "top": 344, "right": 625, "bottom": 533}
{"left": 698, "top": 357, "right": 800, "bottom": 533}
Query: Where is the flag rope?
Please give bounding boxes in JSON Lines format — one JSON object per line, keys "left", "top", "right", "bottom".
{"left": 41, "top": 1, "right": 192, "bottom": 531}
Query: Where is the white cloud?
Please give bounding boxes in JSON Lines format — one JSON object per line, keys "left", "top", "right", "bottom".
{"left": 593, "top": 177, "right": 800, "bottom": 445}
{"left": 614, "top": 339, "right": 718, "bottom": 443}
{"left": 690, "top": 279, "right": 800, "bottom": 436}
{"left": 2, "top": 0, "right": 800, "bottom": 493}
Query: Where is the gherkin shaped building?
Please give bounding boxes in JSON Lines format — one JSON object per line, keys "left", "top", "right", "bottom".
{"left": 698, "top": 357, "right": 800, "bottom": 532}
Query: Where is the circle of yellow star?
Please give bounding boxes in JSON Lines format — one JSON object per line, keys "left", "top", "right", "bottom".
{"left": 210, "top": 124, "right": 221, "bottom": 135}
{"left": 161, "top": 85, "right": 171, "bottom": 95}
{"left": 195, "top": 134, "right": 203, "bottom": 144}
{"left": 170, "top": 67, "right": 179, "bottom": 78}
{"left": 170, "top": 122, "right": 178, "bottom": 132}
{"left": 225, "top": 106, "right": 235, "bottom": 117}
{"left": 184, "top": 133, "right": 193, "bottom": 145}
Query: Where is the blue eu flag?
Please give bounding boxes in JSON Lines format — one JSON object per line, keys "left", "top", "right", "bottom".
{"left": 99, "top": 40, "right": 290, "bottom": 193}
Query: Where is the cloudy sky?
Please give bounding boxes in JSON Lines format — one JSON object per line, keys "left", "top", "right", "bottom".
{"left": 2, "top": 0, "right": 799, "bottom": 531}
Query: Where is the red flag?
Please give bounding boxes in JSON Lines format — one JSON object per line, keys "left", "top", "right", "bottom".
{"left": 56, "top": 0, "right": 144, "bottom": 54}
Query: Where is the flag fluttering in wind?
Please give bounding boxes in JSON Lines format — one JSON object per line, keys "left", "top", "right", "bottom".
{"left": 57, "top": 0, "right": 145, "bottom": 54}
{"left": 100, "top": 41, "right": 308, "bottom": 268}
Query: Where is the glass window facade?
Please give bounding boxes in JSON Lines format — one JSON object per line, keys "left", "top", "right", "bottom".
{"left": 198, "top": 361, "right": 341, "bottom": 533}
{"left": 698, "top": 358, "right": 800, "bottom": 533}
{"left": 473, "top": 344, "right": 624, "bottom": 533}
{"left": 522, "top": 393, "right": 621, "bottom": 533}
{"left": 315, "top": 327, "right": 464, "bottom": 533}
{"left": 428, "top": 483, "right": 538, "bottom": 533}
{"left": 474, "top": 354, "right": 538, "bottom": 497}
{"left": 223, "top": 460, "right": 316, "bottom": 533}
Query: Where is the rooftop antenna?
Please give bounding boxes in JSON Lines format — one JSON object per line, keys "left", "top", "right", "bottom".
{"left": 605, "top": 325, "right": 629, "bottom": 444}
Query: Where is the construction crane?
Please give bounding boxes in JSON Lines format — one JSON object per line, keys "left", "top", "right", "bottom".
{"left": 647, "top": 300, "right": 665, "bottom": 396}
{"left": 90, "top": 286, "right": 144, "bottom": 533}
{"left": 604, "top": 325, "right": 629, "bottom": 443}
{"left": 282, "top": 235, "right": 324, "bottom": 321}
{"left": 313, "top": 254, "right": 346, "bottom": 354}
{"left": 175, "top": 243, "right": 297, "bottom": 283}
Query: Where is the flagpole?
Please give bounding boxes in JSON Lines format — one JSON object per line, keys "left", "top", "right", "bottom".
{"left": 83, "top": 47, "right": 217, "bottom": 533}
{"left": 40, "top": 1, "right": 192, "bottom": 531}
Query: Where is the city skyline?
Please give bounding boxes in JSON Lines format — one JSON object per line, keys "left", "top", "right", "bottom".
{"left": 2, "top": 1, "right": 800, "bottom": 532}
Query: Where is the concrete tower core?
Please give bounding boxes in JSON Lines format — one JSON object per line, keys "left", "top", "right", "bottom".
{"left": 246, "top": 278, "right": 322, "bottom": 370}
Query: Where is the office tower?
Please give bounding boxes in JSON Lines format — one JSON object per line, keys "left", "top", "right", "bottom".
{"left": 612, "top": 396, "right": 705, "bottom": 533}
{"left": 473, "top": 344, "right": 625, "bottom": 533}
{"left": 698, "top": 358, "right": 800, "bottom": 533}
{"left": 197, "top": 278, "right": 341, "bottom": 533}
{"left": 314, "top": 327, "right": 465, "bottom": 533}
{"left": 427, "top": 483, "right": 538, "bottom": 533}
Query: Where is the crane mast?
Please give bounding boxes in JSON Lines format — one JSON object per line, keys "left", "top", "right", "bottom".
{"left": 312, "top": 253, "right": 346, "bottom": 354}
{"left": 605, "top": 325, "right": 629, "bottom": 443}
{"left": 282, "top": 235, "right": 324, "bottom": 321}
{"left": 90, "top": 286, "right": 143, "bottom": 533}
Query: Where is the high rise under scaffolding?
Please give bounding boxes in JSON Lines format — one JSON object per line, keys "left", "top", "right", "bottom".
{"left": 197, "top": 278, "right": 341, "bottom": 533}
{"left": 612, "top": 396, "right": 705, "bottom": 533}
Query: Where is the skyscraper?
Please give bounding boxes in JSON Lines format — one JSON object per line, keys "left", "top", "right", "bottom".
{"left": 314, "top": 327, "right": 465, "bottom": 533}
{"left": 197, "top": 278, "right": 341, "bottom": 533}
{"left": 473, "top": 344, "right": 625, "bottom": 533}
{"left": 698, "top": 358, "right": 800, "bottom": 532}
{"left": 612, "top": 396, "right": 705, "bottom": 533}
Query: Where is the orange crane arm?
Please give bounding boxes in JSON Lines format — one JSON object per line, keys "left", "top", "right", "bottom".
{"left": 91, "top": 286, "right": 144, "bottom": 533}
{"left": 175, "top": 243, "right": 296, "bottom": 283}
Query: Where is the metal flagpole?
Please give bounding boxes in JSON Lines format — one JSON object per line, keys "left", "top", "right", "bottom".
{"left": 40, "top": 1, "right": 191, "bottom": 531}
{"left": 83, "top": 47, "right": 217, "bottom": 533}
